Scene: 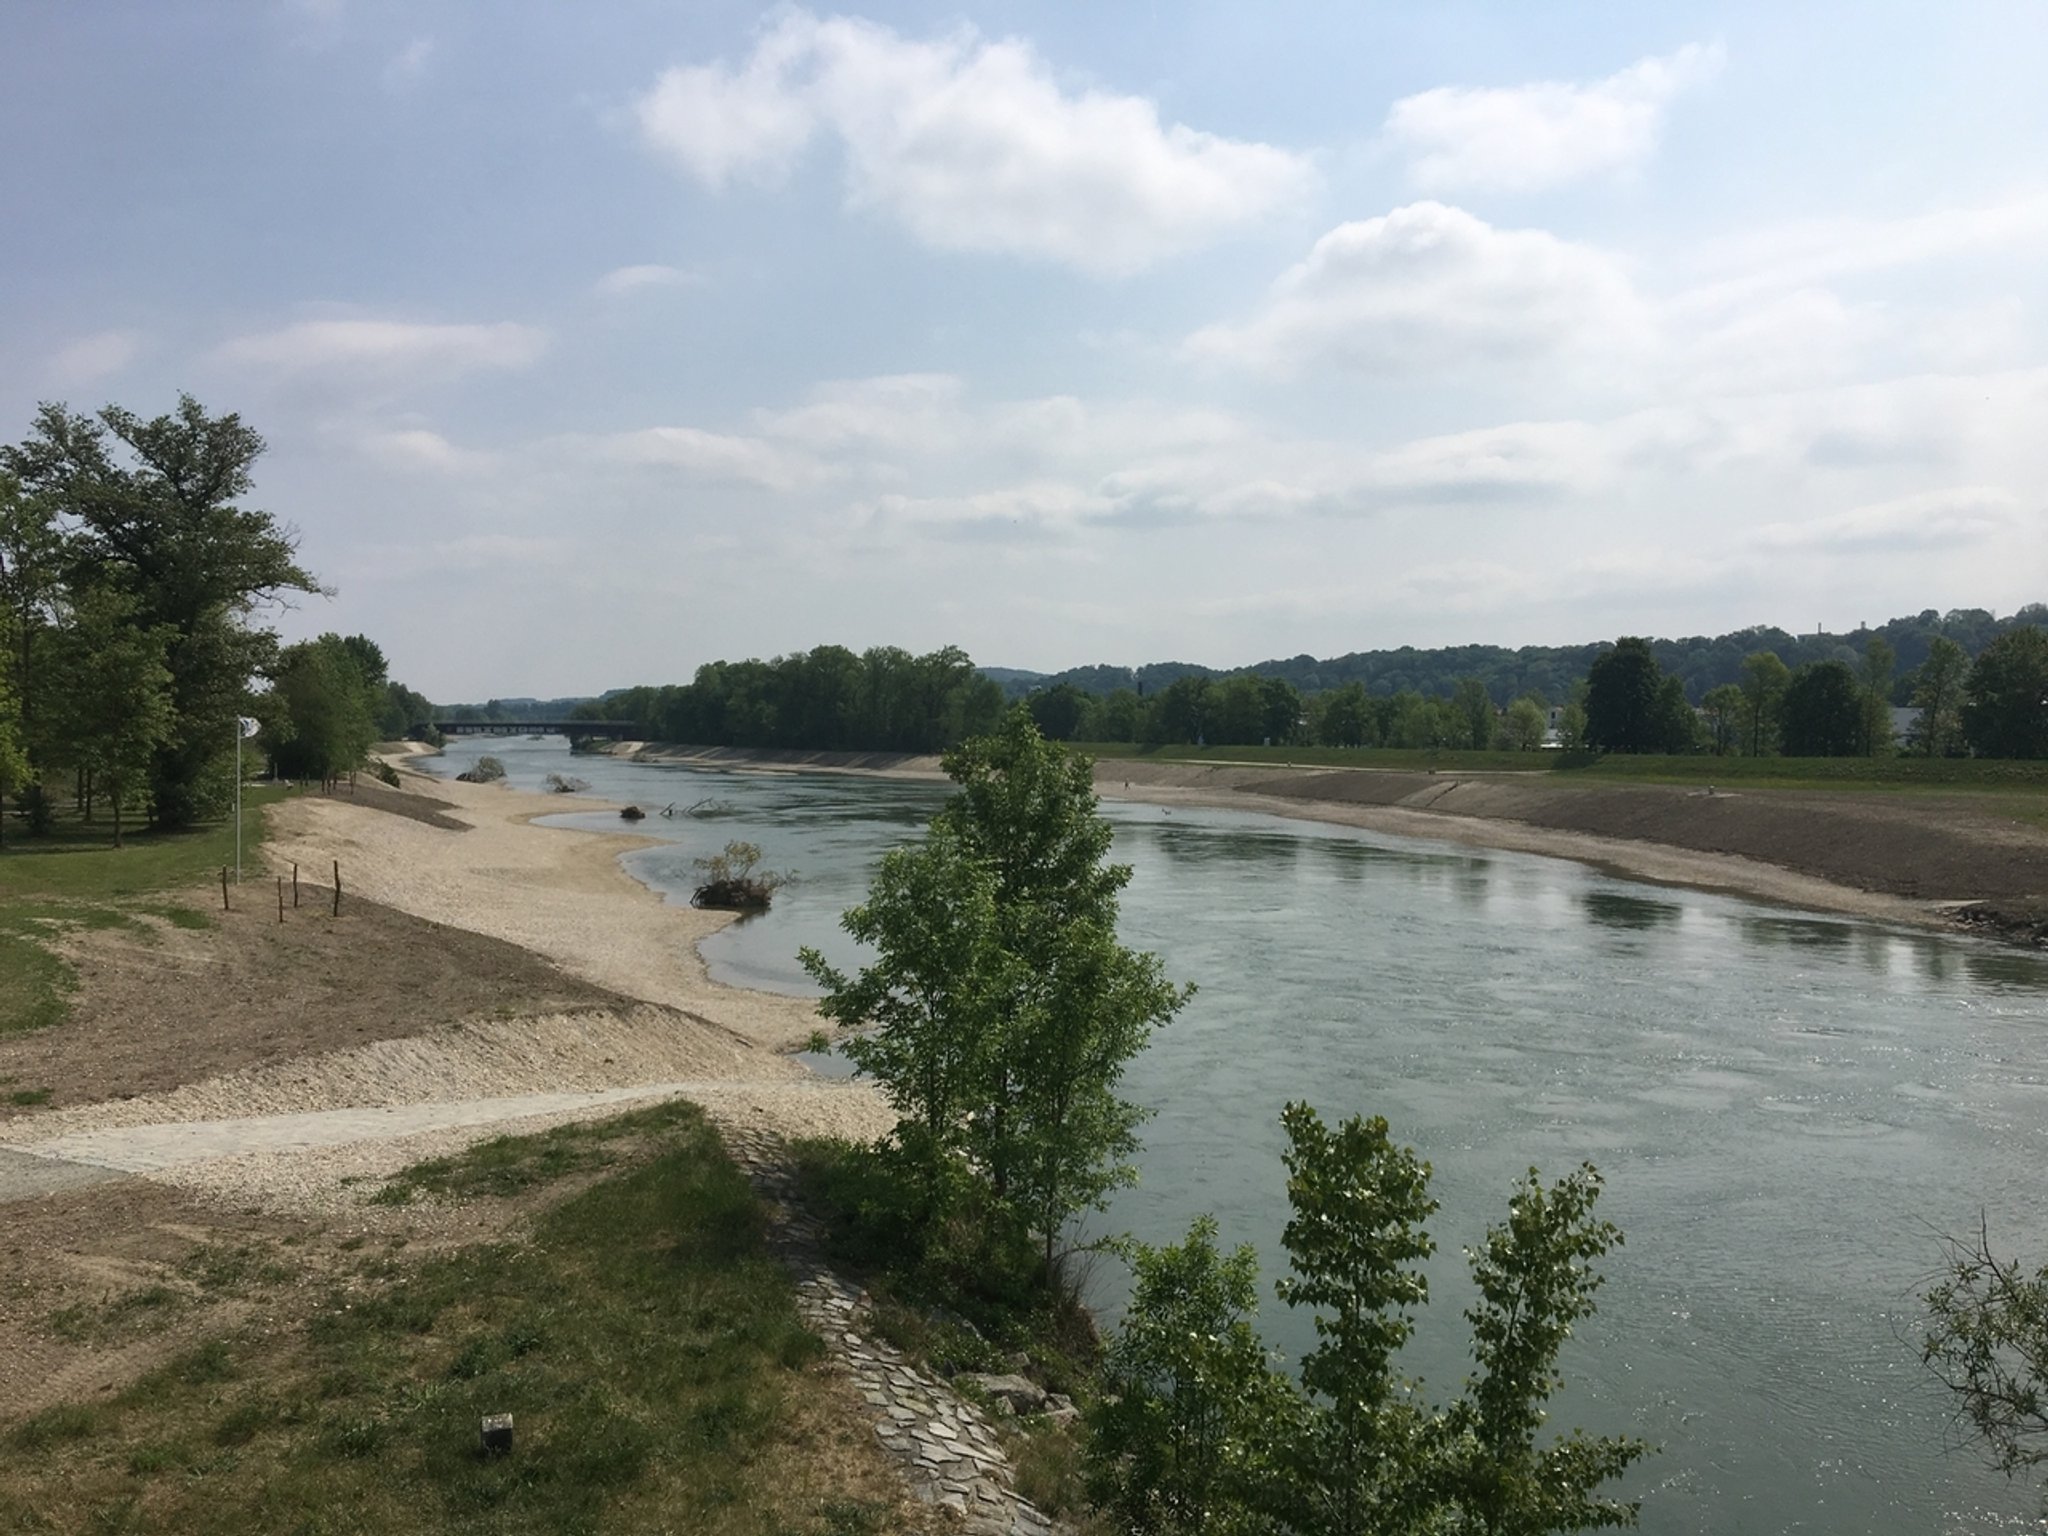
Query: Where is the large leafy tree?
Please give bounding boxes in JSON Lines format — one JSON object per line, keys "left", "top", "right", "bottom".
{"left": 1739, "top": 651, "right": 1791, "bottom": 757}
{"left": 49, "top": 586, "right": 174, "bottom": 847}
{"left": 1584, "top": 639, "right": 1663, "bottom": 754}
{"left": 267, "top": 633, "right": 382, "bottom": 785}
{"left": 1, "top": 397, "right": 320, "bottom": 826}
{"left": 1962, "top": 626, "right": 2048, "bottom": 759}
{"left": 1781, "top": 660, "right": 1868, "bottom": 757}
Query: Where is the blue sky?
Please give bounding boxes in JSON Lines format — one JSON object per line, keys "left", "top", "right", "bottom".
{"left": 5, "top": 1, "right": 2045, "bottom": 699}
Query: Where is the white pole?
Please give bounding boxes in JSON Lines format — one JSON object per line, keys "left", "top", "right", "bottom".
{"left": 234, "top": 716, "right": 242, "bottom": 882}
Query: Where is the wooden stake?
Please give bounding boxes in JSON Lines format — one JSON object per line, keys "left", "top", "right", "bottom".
{"left": 332, "top": 860, "right": 342, "bottom": 917}
{"left": 292, "top": 862, "right": 300, "bottom": 907}
{"left": 221, "top": 866, "right": 230, "bottom": 911}
{"left": 278, "top": 877, "right": 285, "bottom": 923}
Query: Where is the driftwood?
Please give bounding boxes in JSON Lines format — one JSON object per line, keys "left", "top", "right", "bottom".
{"left": 620, "top": 805, "right": 646, "bottom": 821}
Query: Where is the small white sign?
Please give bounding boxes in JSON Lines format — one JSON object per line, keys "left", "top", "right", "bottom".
{"left": 239, "top": 716, "right": 261, "bottom": 739}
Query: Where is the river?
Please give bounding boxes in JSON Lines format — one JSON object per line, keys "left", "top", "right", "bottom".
{"left": 428, "top": 735, "right": 2048, "bottom": 1534}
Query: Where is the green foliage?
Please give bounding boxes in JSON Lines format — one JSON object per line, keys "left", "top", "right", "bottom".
{"left": 1739, "top": 651, "right": 1791, "bottom": 758}
{"left": 1922, "top": 1224, "right": 2048, "bottom": 1488}
{"left": 1584, "top": 639, "right": 1667, "bottom": 755}
{"left": 1910, "top": 636, "right": 1969, "bottom": 757}
{"left": 267, "top": 633, "right": 381, "bottom": 783}
{"left": 1699, "top": 684, "right": 1744, "bottom": 755}
{"left": 1087, "top": 1107, "right": 1646, "bottom": 1536}
{"left": 806, "top": 709, "right": 1186, "bottom": 1275}
{"left": 602, "top": 642, "right": 1005, "bottom": 754}
{"left": 1780, "top": 660, "right": 1866, "bottom": 757}
{"left": 1964, "top": 626, "right": 2048, "bottom": 759}
{"left": 1501, "top": 697, "right": 1548, "bottom": 752}
{"left": 1089, "top": 1217, "right": 1292, "bottom": 1535}
{"left": 1276, "top": 1104, "right": 1441, "bottom": 1536}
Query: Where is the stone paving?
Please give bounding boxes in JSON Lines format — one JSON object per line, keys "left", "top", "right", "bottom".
{"left": 719, "top": 1123, "right": 1060, "bottom": 1536}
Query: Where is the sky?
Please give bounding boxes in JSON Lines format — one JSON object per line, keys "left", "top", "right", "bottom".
{"left": 4, "top": 1, "right": 2046, "bottom": 701}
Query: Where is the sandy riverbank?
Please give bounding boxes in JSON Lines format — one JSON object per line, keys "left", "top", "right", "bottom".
{"left": 619, "top": 742, "right": 2046, "bottom": 933}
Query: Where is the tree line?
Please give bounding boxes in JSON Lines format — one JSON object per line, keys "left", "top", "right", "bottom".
{"left": 1002, "top": 606, "right": 2048, "bottom": 711}
{"left": 0, "top": 396, "right": 425, "bottom": 845}
{"left": 584, "top": 644, "right": 1007, "bottom": 754}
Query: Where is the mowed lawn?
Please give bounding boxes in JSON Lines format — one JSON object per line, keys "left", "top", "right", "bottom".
{"left": 0, "top": 1102, "right": 914, "bottom": 1536}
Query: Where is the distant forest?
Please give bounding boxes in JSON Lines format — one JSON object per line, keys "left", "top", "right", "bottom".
{"left": 420, "top": 604, "right": 2047, "bottom": 760}
{"left": 994, "top": 605, "right": 2048, "bottom": 708}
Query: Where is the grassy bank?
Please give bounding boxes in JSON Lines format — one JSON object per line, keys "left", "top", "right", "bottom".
{"left": 0, "top": 1100, "right": 911, "bottom": 1536}
{"left": 0, "top": 788, "right": 285, "bottom": 1037}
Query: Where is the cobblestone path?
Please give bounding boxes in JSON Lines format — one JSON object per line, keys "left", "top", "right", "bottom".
{"left": 720, "top": 1123, "right": 1060, "bottom": 1536}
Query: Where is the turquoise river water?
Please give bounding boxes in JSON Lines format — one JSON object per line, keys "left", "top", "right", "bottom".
{"left": 428, "top": 736, "right": 2048, "bottom": 1534}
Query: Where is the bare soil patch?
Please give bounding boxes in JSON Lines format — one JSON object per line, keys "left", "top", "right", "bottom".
{"left": 0, "top": 888, "right": 624, "bottom": 1118}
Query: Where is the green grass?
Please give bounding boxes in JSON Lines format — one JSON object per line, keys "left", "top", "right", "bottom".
{"left": 1, "top": 1101, "right": 893, "bottom": 1536}
{"left": 369, "top": 1101, "right": 687, "bottom": 1206}
{"left": 1075, "top": 741, "right": 1551, "bottom": 773}
{"left": 0, "top": 787, "right": 279, "bottom": 1035}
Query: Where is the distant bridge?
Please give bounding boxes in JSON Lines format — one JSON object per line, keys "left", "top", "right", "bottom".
{"left": 420, "top": 720, "right": 638, "bottom": 741}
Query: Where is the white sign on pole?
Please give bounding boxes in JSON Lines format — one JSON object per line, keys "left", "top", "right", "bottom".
{"left": 239, "top": 716, "right": 261, "bottom": 739}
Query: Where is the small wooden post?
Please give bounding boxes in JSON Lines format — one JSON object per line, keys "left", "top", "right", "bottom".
{"left": 332, "top": 860, "right": 342, "bottom": 917}
{"left": 277, "top": 877, "right": 285, "bottom": 923}
{"left": 292, "top": 862, "right": 300, "bottom": 907}
{"left": 220, "top": 866, "right": 230, "bottom": 912}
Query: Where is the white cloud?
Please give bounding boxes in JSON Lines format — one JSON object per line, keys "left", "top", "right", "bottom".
{"left": 593, "top": 263, "right": 702, "bottom": 296}
{"left": 1385, "top": 43, "right": 1723, "bottom": 194}
{"left": 47, "top": 329, "right": 142, "bottom": 389}
{"left": 358, "top": 427, "right": 494, "bottom": 475}
{"left": 1757, "top": 486, "right": 2023, "bottom": 551}
{"left": 634, "top": 12, "right": 1314, "bottom": 275}
{"left": 1184, "top": 202, "right": 1650, "bottom": 376}
{"left": 214, "top": 318, "right": 546, "bottom": 381}
{"left": 594, "top": 425, "right": 828, "bottom": 492}
{"left": 382, "top": 35, "right": 433, "bottom": 90}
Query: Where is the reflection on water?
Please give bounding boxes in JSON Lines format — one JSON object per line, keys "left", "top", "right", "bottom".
{"left": 427, "top": 737, "right": 2048, "bottom": 1535}
{"left": 1582, "top": 890, "right": 1686, "bottom": 931}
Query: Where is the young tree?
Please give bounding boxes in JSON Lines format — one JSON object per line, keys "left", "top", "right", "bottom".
{"left": 800, "top": 826, "right": 1013, "bottom": 1211}
{"left": 1276, "top": 1103, "right": 1441, "bottom": 1536}
{"left": 0, "top": 664, "right": 27, "bottom": 849}
{"left": 1449, "top": 1166, "right": 1648, "bottom": 1535}
{"left": 808, "top": 708, "right": 1187, "bottom": 1270}
{"left": 1651, "top": 676, "right": 1700, "bottom": 755}
{"left": 1739, "top": 651, "right": 1792, "bottom": 757}
{"left": 1962, "top": 626, "right": 2048, "bottom": 759}
{"left": 1910, "top": 636, "right": 1969, "bottom": 757}
{"left": 1089, "top": 1217, "right": 1294, "bottom": 1536}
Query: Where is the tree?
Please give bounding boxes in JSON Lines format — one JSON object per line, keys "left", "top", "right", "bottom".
{"left": 1860, "top": 636, "right": 1897, "bottom": 756}
{"left": 1453, "top": 678, "right": 1495, "bottom": 752}
{"left": 1922, "top": 1223, "right": 2048, "bottom": 1491}
{"left": 1739, "top": 651, "right": 1791, "bottom": 757}
{"left": 0, "top": 470, "right": 64, "bottom": 800}
{"left": 268, "top": 634, "right": 378, "bottom": 786}
{"left": 1583, "top": 639, "right": 1662, "bottom": 754}
{"left": 1088, "top": 1217, "right": 1292, "bottom": 1536}
{"left": 1449, "top": 1165, "right": 1648, "bottom": 1535}
{"left": 2, "top": 397, "right": 320, "bottom": 826}
{"left": 1317, "top": 682, "right": 1370, "bottom": 748}
{"left": 0, "top": 665, "right": 27, "bottom": 849}
{"left": 1781, "top": 660, "right": 1868, "bottom": 756}
{"left": 1502, "top": 697, "right": 1548, "bottom": 752}
{"left": 1963, "top": 626, "right": 2048, "bottom": 759}
{"left": 1910, "top": 636, "right": 1969, "bottom": 757}
{"left": 1086, "top": 1108, "right": 1647, "bottom": 1536}
{"left": 1651, "top": 676, "right": 1700, "bottom": 755}
{"left": 1276, "top": 1103, "right": 1440, "bottom": 1536}
{"left": 1027, "top": 682, "right": 1090, "bottom": 742}
{"left": 1700, "top": 684, "right": 1744, "bottom": 755}
{"left": 807, "top": 708, "right": 1187, "bottom": 1271}
{"left": 49, "top": 587, "right": 174, "bottom": 847}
